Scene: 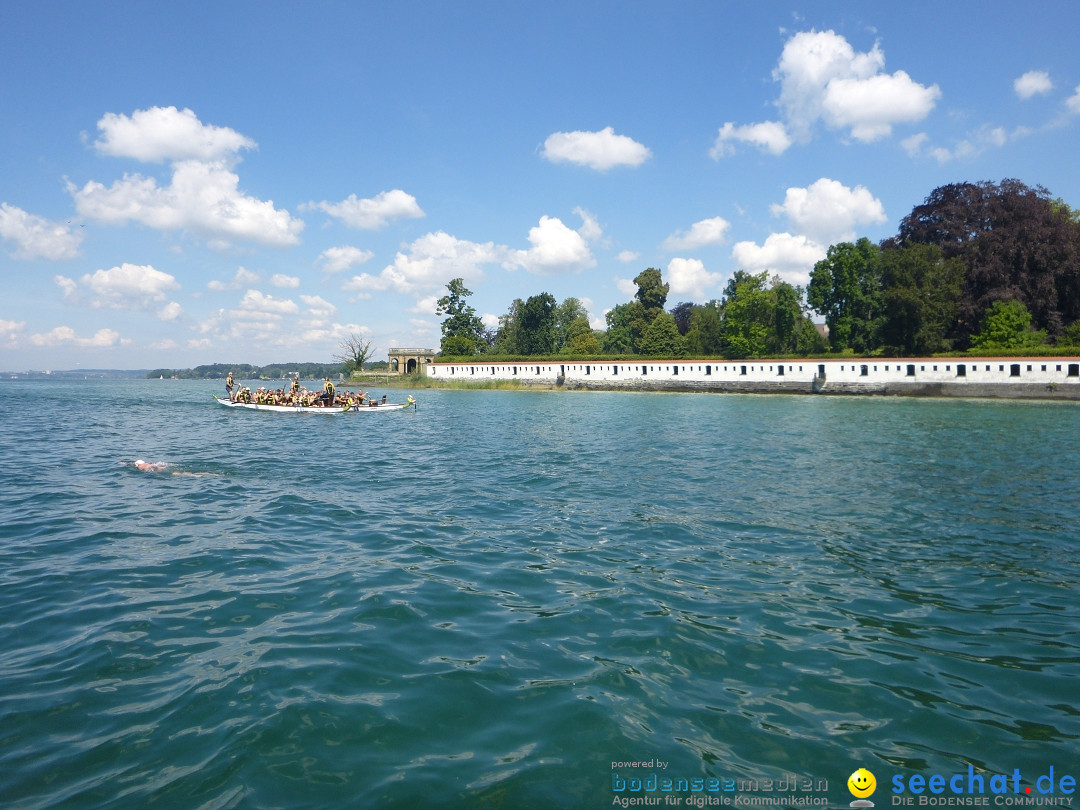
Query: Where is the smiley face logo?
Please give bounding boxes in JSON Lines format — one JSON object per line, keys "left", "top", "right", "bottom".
{"left": 848, "top": 768, "right": 877, "bottom": 798}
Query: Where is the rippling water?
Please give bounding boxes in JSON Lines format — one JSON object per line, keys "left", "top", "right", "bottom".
{"left": 1, "top": 380, "right": 1077, "bottom": 809}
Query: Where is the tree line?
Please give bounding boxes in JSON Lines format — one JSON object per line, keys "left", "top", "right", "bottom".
{"left": 437, "top": 179, "right": 1080, "bottom": 359}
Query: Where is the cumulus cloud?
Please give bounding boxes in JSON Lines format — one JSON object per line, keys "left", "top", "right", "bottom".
{"left": 232, "top": 289, "right": 299, "bottom": 319}
{"left": 1014, "top": 71, "right": 1052, "bottom": 100}
{"left": 270, "top": 274, "right": 300, "bottom": 288}
{"left": 506, "top": 214, "right": 597, "bottom": 275}
{"left": 0, "top": 203, "right": 83, "bottom": 260}
{"left": 157, "top": 301, "right": 183, "bottom": 321}
{"left": 208, "top": 266, "right": 261, "bottom": 291}
{"left": 56, "top": 263, "right": 181, "bottom": 313}
{"left": 92, "top": 106, "right": 256, "bottom": 163}
{"left": 71, "top": 107, "right": 302, "bottom": 248}
{"left": 731, "top": 232, "right": 826, "bottom": 285}
{"left": 667, "top": 257, "right": 724, "bottom": 300}
{"left": 0, "top": 318, "right": 26, "bottom": 347}
{"left": 318, "top": 245, "right": 375, "bottom": 274}
{"left": 29, "top": 326, "right": 126, "bottom": 348}
{"left": 710, "top": 121, "right": 792, "bottom": 158}
{"left": 343, "top": 231, "right": 503, "bottom": 295}
{"left": 541, "top": 126, "right": 651, "bottom": 170}
{"left": 300, "top": 294, "right": 336, "bottom": 319}
{"left": 70, "top": 159, "right": 303, "bottom": 248}
{"left": 305, "top": 189, "right": 425, "bottom": 229}
{"left": 616, "top": 250, "right": 641, "bottom": 263}
{"left": 769, "top": 178, "right": 886, "bottom": 245}
{"left": 662, "top": 216, "right": 731, "bottom": 251}
{"left": 717, "top": 29, "right": 939, "bottom": 156}
{"left": 1067, "top": 85, "right": 1080, "bottom": 114}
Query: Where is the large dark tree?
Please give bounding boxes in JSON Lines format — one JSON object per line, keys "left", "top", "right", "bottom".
{"left": 893, "top": 179, "right": 1080, "bottom": 343}
{"left": 518, "top": 292, "right": 557, "bottom": 355}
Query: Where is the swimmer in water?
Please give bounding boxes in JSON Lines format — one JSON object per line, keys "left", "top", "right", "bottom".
{"left": 131, "top": 459, "right": 169, "bottom": 472}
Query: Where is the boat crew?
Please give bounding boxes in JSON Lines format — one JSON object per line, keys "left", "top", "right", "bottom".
{"left": 225, "top": 371, "right": 234, "bottom": 401}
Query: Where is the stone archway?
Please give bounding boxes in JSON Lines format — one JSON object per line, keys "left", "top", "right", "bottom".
{"left": 387, "top": 348, "right": 436, "bottom": 376}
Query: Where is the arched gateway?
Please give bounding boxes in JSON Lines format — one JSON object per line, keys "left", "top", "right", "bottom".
{"left": 388, "top": 348, "right": 436, "bottom": 376}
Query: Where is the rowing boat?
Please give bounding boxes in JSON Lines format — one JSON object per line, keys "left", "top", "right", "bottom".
{"left": 213, "top": 394, "right": 416, "bottom": 413}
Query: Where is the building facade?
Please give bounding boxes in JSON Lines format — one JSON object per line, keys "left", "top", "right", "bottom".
{"left": 388, "top": 348, "right": 437, "bottom": 376}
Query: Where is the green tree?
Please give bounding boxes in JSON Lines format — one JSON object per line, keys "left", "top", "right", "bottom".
{"left": 519, "top": 292, "right": 557, "bottom": 355}
{"left": 639, "top": 311, "right": 687, "bottom": 356}
{"left": 554, "top": 297, "right": 589, "bottom": 351}
{"left": 602, "top": 300, "right": 649, "bottom": 354}
{"left": 493, "top": 298, "right": 524, "bottom": 355}
{"left": 877, "top": 244, "right": 964, "bottom": 355}
{"left": 971, "top": 300, "right": 1047, "bottom": 350}
{"left": 807, "top": 237, "right": 883, "bottom": 352}
{"left": 721, "top": 272, "right": 773, "bottom": 358}
{"left": 436, "top": 278, "right": 485, "bottom": 355}
{"left": 634, "top": 267, "right": 670, "bottom": 313}
{"left": 685, "top": 301, "right": 724, "bottom": 355}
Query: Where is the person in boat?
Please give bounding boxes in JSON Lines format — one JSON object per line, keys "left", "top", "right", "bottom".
{"left": 291, "top": 374, "right": 300, "bottom": 395}
{"left": 321, "top": 377, "right": 335, "bottom": 406}
{"left": 225, "top": 371, "right": 235, "bottom": 401}
{"left": 381, "top": 395, "right": 387, "bottom": 405}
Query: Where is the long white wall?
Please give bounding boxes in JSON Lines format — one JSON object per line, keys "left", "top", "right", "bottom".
{"left": 428, "top": 356, "right": 1080, "bottom": 395}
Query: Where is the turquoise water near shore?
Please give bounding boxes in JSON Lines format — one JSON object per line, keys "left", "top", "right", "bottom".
{"left": 1, "top": 380, "right": 1078, "bottom": 809}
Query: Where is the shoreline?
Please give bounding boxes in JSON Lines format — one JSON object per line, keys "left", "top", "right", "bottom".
{"left": 422, "top": 356, "right": 1080, "bottom": 401}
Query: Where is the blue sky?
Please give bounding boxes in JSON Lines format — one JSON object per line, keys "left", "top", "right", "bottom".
{"left": 2, "top": 0, "right": 1079, "bottom": 370}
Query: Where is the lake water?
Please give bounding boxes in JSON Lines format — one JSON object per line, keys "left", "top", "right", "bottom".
{"left": 1, "top": 380, "right": 1077, "bottom": 809}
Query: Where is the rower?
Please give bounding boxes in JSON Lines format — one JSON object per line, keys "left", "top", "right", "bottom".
{"left": 321, "top": 377, "right": 336, "bottom": 406}
{"left": 225, "top": 371, "right": 235, "bottom": 401}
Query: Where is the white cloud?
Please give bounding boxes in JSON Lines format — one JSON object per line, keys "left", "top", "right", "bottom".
{"left": 616, "top": 250, "right": 640, "bottom": 263}
{"left": 662, "top": 216, "right": 732, "bottom": 251}
{"left": 506, "top": 214, "right": 596, "bottom": 275}
{"left": 57, "top": 263, "right": 181, "bottom": 311}
{"left": 29, "top": 326, "right": 126, "bottom": 348}
{"left": 343, "top": 231, "right": 503, "bottom": 295}
{"left": 541, "top": 127, "right": 651, "bottom": 170}
{"left": 769, "top": 178, "right": 886, "bottom": 244}
{"left": 710, "top": 121, "right": 792, "bottom": 158}
{"left": 306, "top": 189, "right": 424, "bottom": 229}
{"left": 574, "top": 206, "right": 603, "bottom": 241}
{"left": 318, "top": 245, "right": 375, "bottom": 273}
{"left": 0, "top": 203, "right": 83, "bottom": 260}
{"left": 270, "top": 274, "right": 300, "bottom": 288}
{"left": 731, "top": 232, "right": 826, "bottom": 285}
{"left": 208, "top": 266, "right": 261, "bottom": 291}
{"left": 773, "top": 30, "right": 940, "bottom": 143}
{"left": 233, "top": 289, "right": 299, "bottom": 319}
{"left": 925, "top": 125, "right": 1016, "bottom": 163}
{"left": 300, "top": 294, "right": 336, "bottom": 319}
{"left": 92, "top": 106, "right": 255, "bottom": 163}
{"left": 1, "top": 318, "right": 26, "bottom": 347}
{"left": 1067, "top": 85, "right": 1080, "bottom": 115}
{"left": 667, "top": 257, "right": 724, "bottom": 301}
{"left": 901, "top": 132, "right": 929, "bottom": 157}
{"left": 614, "top": 277, "right": 638, "bottom": 298}
{"left": 70, "top": 159, "right": 303, "bottom": 247}
{"left": 157, "top": 301, "right": 183, "bottom": 321}
{"left": 1014, "top": 71, "right": 1052, "bottom": 100}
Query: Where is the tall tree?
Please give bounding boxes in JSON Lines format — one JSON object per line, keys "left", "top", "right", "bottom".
{"left": 894, "top": 179, "right": 1080, "bottom": 342}
{"left": 518, "top": 292, "right": 557, "bottom": 355}
{"left": 554, "top": 297, "right": 589, "bottom": 351}
{"left": 634, "top": 267, "right": 669, "bottom": 313}
{"left": 877, "top": 243, "right": 964, "bottom": 356}
{"left": 807, "top": 237, "right": 883, "bottom": 352}
{"left": 685, "top": 302, "right": 724, "bottom": 356}
{"left": 436, "top": 278, "right": 485, "bottom": 355}
{"left": 669, "top": 302, "right": 694, "bottom": 336}
{"left": 639, "top": 311, "right": 686, "bottom": 357}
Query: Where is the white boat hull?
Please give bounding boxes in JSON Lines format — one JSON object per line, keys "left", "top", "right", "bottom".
{"left": 214, "top": 395, "right": 415, "bottom": 413}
